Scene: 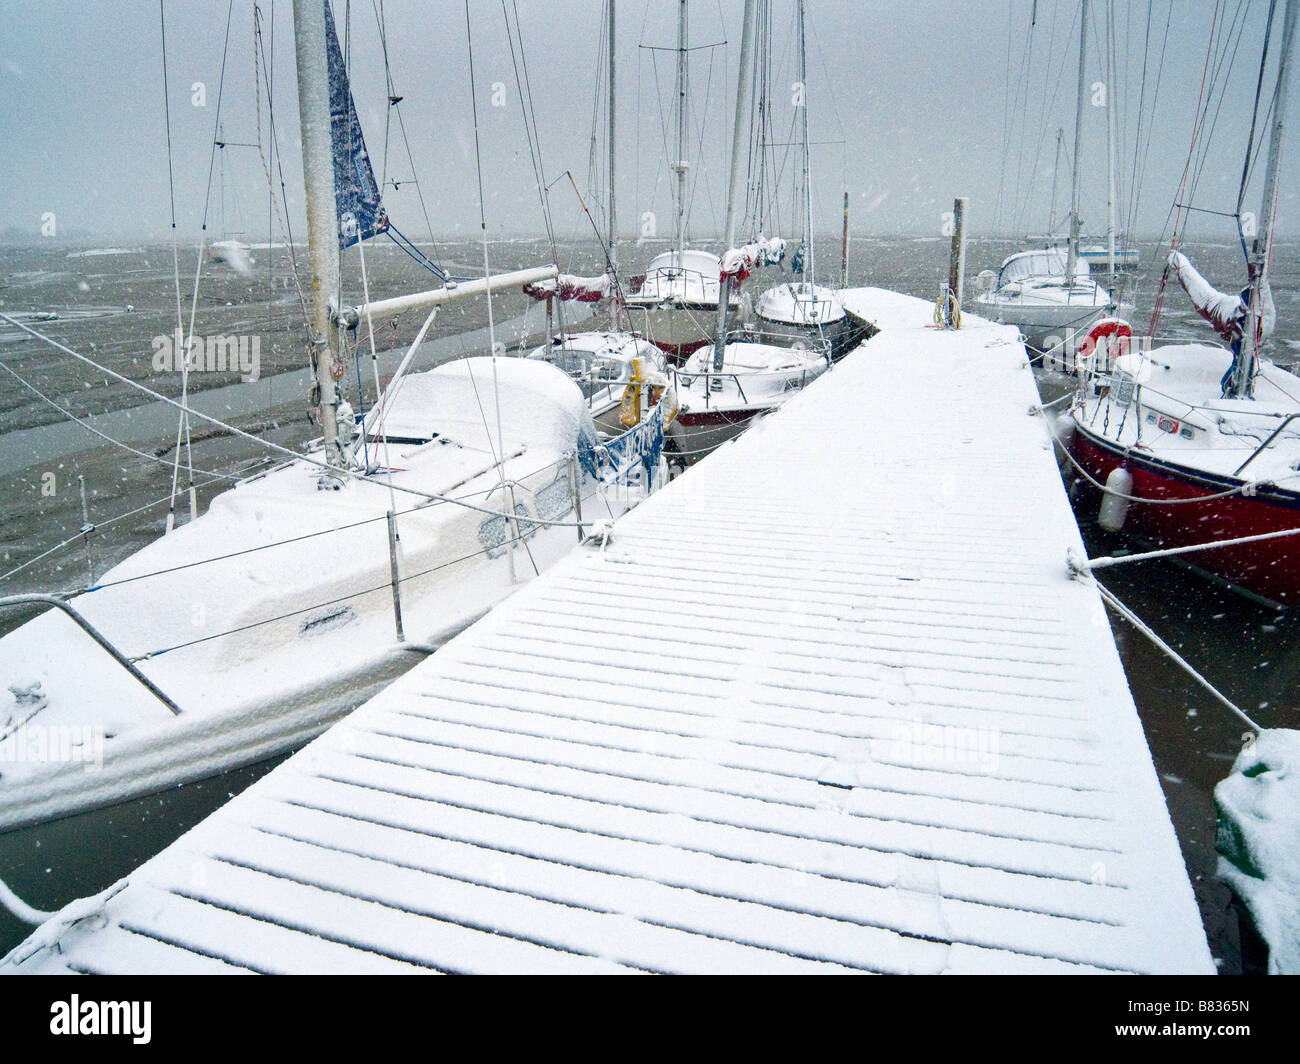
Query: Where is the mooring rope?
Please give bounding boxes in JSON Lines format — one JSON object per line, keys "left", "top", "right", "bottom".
{"left": 0, "top": 876, "right": 54, "bottom": 927}
{"left": 1073, "top": 567, "right": 1262, "bottom": 733}
{"left": 1077, "top": 523, "right": 1300, "bottom": 573}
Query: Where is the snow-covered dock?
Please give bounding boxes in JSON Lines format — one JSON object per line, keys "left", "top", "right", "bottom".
{"left": 2, "top": 289, "right": 1213, "bottom": 974}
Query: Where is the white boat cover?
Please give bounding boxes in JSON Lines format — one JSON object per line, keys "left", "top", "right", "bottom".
{"left": 720, "top": 238, "right": 787, "bottom": 281}
{"left": 522, "top": 273, "right": 615, "bottom": 304}
{"left": 1169, "top": 250, "right": 1275, "bottom": 343}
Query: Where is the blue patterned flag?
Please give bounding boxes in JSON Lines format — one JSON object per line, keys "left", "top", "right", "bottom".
{"left": 325, "top": 2, "right": 389, "bottom": 249}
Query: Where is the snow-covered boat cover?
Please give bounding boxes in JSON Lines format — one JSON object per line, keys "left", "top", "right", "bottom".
{"left": 719, "top": 237, "right": 786, "bottom": 281}
{"left": 623, "top": 249, "right": 727, "bottom": 309}
{"left": 368, "top": 356, "right": 597, "bottom": 460}
{"left": 1216, "top": 728, "right": 1300, "bottom": 973}
{"left": 996, "top": 247, "right": 1087, "bottom": 287}
{"left": 1168, "top": 250, "right": 1275, "bottom": 344}
{"left": 521, "top": 273, "right": 614, "bottom": 304}
{"left": 755, "top": 281, "right": 847, "bottom": 325}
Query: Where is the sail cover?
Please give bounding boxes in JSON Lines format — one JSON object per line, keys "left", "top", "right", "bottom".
{"left": 720, "top": 237, "right": 786, "bottom": 282}
{"left": 522, "top": 273, "right": 615, "bottom": 303}
{"left": 325, "top": 2, "right": 389, "bottom": 249}
{"left": 1169, "top": 250, "right": 1275, "bottom": 342}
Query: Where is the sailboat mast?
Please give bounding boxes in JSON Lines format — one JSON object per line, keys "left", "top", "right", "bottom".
{"left": 1048, "top": 127, "right": 1063, "bottom": 237}
{"left": 1067, "top": 0, "right": 1088, "bottom": 285}
{"left": 1105, "top": 0, "right": 1117, "bottom": 290}
{"left": 798, "top": 0, "right": 812, "bottom": 286}
{"left": 293, "top": 0, "right": 346, "bottom": 467}
{"left": 608, "top": 0, "right": 617, "bottom": 281}
{"left": 674, "top": 0, "right": 689, "bottom": 266}
{"left": 722, "top": 0, "right": 756, "bottom": 252}
{"left": 1239, "top": 0, "right": 1298, "bottom": 394}
{"left": 714, "top": 0, "right": 757, "bottom": 369}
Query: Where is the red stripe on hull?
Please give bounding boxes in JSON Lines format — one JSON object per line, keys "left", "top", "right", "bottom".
{"left": 1068, "top": 427, "right": 1300, "bottom": 603}
{"left": 654, "top": 337, "right": 710, "bottom": 365}
{"left": 673, "top": 407, "right": 765, "bottom": 429}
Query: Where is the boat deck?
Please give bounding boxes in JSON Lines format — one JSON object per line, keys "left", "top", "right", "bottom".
{"left": 1, "top": 288, "right": 1213, "bottom": 974}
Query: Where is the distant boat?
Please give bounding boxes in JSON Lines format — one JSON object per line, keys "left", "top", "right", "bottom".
{"left": 973, "top": 247, "right": 1115, "bottom": 349}
{"left": 621, "top": 2, "right": 727, "bottom": 362}
{"left": 976, "top": 0, "right": 1116, "bottom": 350}
{"left": 624, "top": 248, "right": 735, "bottom": 363}
{"left": 669, "top": 331, "right": 828, "bottom": 466}
{"left": 1079, "top": 243, "right": 1140, "bottom": 271}
{"left": 208, "top": 239, "right": 254, "bottom": 276}
{"left": 754, "top": 280, "right": 872, "bottom": 361}
{"left": 526, "top": 328, "right": 668, "bottom": 438}
{"left": 752, "top": 0, "right": 869, "bottom": 361}
{"left": 663, "top": 0, "right": 833, "bottom": 469}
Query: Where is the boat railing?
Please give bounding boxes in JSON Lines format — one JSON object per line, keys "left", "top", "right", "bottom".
{"left": 669, "top": 331, "right": 830, "bottom": 405}
{"left": 0, "top": 594, "right": 182, "bottom": 717}
{"left": 627, "top": 265, "right": 723, "bottom": 304}
{"left": 762, "top": 290, "right": 840, "bottom": 322}
{"left": 669, "top": 362, "right": 822, "bottom": 409}
{"left": 0, "top": 446, "right": 647, "bottom": 671}
{"left": 1233, "top": 412, "right": 1300, "bottom": 477}
{"left": 722, "top": 326, "right": 833, "bottom": 360}
{"left": 670, "top": 368, "right": 749, "bottom": 406}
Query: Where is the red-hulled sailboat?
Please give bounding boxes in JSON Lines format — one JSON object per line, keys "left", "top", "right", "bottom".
{"left": 1063, "top": 0, "right": 1300, "bottom": 605}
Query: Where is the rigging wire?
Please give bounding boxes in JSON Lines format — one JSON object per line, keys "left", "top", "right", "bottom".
{"left": 463, "top": 0, "right": 536, "bottom": 581}
{"left": 167, "top": 0, "right": 238, "bottom": 535}
{"left": 0, "top": 312, "right": 583, "bottom": 525}
{"left": 501, "top": 1, "right": 565, "bottom": 283}
{"left": 253, "top": 3, "right": 313, "bottom": 339}
{"left": 1123, "top": 1, "right": 1163, "bottom": 249}
{"left": 1007, "top": 1, "right": 1045, "bottom": 236}
{"left": 993, "top": 2, "right": 1016, "bottom": 232}
{"left": 253, "top": 2, "right": 313, "bottom": 339}
{"left": 1022, "top": 3, "right": 1078, "bottom": 238}
{"left": 0, "top": 359, "right": 247, "bottom": 485}
{"left": 585, "top": 1, "right": 611, "bottom": 240}
{"left": 158, "top": 0, "right": 197, "bottom": 529}
{"left": 1238, "top": 0, "right": 1280, "bottom": 260}
{"left": 1148, "top": 0, "right": 1224, "bottom": 339}
{"left": 1184, "top": 0, "right": 1253, "bottom": 223}
{"left": 371, "top": 0, "right": 442, "bottom": 263}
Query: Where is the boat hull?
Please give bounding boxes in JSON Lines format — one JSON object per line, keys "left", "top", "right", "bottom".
{"left": 666, "top": 406, "right": 765, "bottom": 466}
{"left": 753, "top": 309, "right": 874, "bottom": 361}
{"left": 1068, "top": 423, "right": 1300, "bottom": 604}
{"left": 974, "top": 295, "right": 1111, "bottom": 349}
{"left": 0, "top": 650, "right": 407, "bottom": 833}
{"left": 623, "top": 301, "right": 719, "bottom": 362}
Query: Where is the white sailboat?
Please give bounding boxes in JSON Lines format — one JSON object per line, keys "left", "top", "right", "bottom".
{"left": 752, "top": 0, "right": 865, "bottom": 359}
{"left": 521, "top": 0, "right": 674, "bottom": 442}
{"left": 666, "top": 0, "right": 829, "bottom": 466}
{"left": 976, "top": 0, "right": 1115, "bottom": 350}
{"left": 623, "top": 0, "right": 735, "bottom": 362}
{"left": 0, "top": 0, "right": 660, "bottom": 832}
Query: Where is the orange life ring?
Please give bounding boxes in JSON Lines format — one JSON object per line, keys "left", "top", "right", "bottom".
{"left": 1078, "top": 317, "right": 1132, "bottom": 368}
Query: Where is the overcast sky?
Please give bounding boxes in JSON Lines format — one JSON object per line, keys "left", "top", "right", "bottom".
{"left": 0, "top": 1, "right": 1295, "bottom": 244}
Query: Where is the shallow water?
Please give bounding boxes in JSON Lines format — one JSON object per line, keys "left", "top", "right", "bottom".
{"left": 1, "top": 234, "right": 1296, "bottom": 968}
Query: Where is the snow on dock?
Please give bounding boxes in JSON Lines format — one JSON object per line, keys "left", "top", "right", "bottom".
{"left": 1, "top": 289, "right": 1213, "bottom": 974}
